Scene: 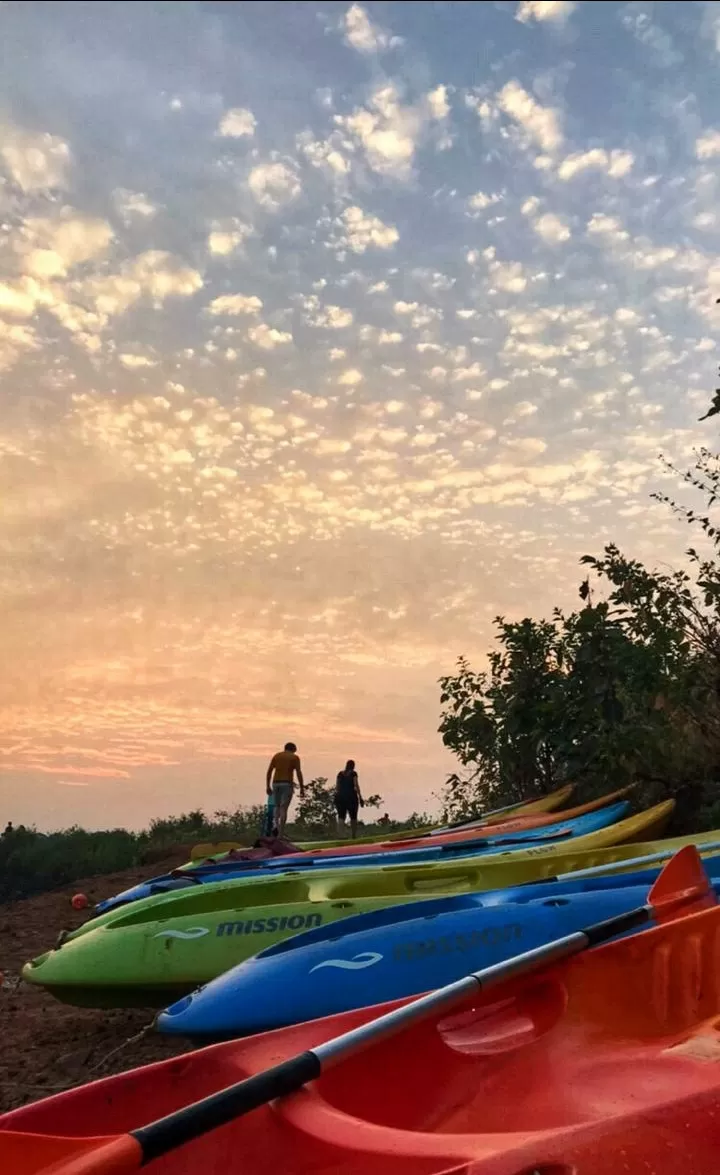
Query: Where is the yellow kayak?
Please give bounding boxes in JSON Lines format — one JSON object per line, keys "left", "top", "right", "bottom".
{"left": 481, "top": 798, "right": 673, "bottom": 863}
{"left": 361, "top": 799, "right": 684, "bottom": 897}
{"left": 123, "top": 803, "right": 708, "bottom": 914}
{"left": 479, "top": 782, "right": 574, "bottom": 825}
{"left": 189, "top": 840, "right": 243, "bottom": 861}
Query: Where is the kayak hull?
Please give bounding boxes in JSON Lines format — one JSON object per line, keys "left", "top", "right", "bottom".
{"left": 7, "top": 899, "right": 720, "bottom": 1175}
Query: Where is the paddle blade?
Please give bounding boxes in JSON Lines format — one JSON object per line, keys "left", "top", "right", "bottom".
{"left": 0, "top": 1132, "right": 141, "bottom": 1175}
{"left": 648, "top": 845, "right": 715, "bottom": 921}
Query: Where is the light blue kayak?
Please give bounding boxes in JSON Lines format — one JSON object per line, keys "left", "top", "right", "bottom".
{"left": 157, "top": 846, "right": 720, "bottom": 1040}
{"left": 97, "top": 802, "right": 630, "bottom": 915}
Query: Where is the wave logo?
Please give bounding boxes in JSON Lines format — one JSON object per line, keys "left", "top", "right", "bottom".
{"left": 153, "top": 927, "right": 210, "bottom": 940}
{"left": 309, "top": 951, "right": 383, "bottom": 974}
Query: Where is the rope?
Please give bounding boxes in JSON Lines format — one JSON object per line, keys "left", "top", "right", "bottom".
{"left": 85, "top": 1023, "right": 154, "bottom": 1074}
{"left": 0, "top": 1021, "right": 156, "bottom": 1106}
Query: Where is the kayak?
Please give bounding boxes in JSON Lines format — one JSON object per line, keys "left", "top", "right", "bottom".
{"left": 381, "top": 782, "right": 576, "bottom": 836}
{"left": 8, "top": 879, "right": 720, "bottom": 1175}
{"left": 297, "top": 783, "right": 576, "bottom": 849}
{"left": 95, "top": 801, "right": 631, "bottom": 914}
{"left": 21, "top": 877, "right": 439, "bottom": 1008}
{"left": 192, "top": 786, "right": 577, "bottom": 860}
{"left": 475, "top": 781, "right": 573, "bottom": 824}
{"left": 197, "top": 786, "right": 630, "bottom": 867}
{"left": 157, "top": 853, "right": 720, "bottom": 1039}
{"left": 21, "top": 802, "right": 674, "bottom": 1007}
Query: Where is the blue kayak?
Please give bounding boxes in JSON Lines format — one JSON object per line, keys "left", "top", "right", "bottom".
{"left": 157, "top": 848, "right": 720, "bottom": 1040}
{"left": 97, "top": 802, "right": 629, "bottom": 915}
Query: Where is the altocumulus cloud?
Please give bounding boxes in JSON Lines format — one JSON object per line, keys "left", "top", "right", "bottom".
{"left": 0, "top": 0, "right": 717, "bottom": 827}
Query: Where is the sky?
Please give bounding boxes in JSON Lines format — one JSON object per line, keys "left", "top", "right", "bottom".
{"left": 1, "top": 0, "right": 719, "bottom": 831}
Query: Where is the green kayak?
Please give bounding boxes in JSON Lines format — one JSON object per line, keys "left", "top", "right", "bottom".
{"left": 22, "top": 875, "right": 435, "bottom": 1008}
{"left": 22, "top": 804, "right": 715, "bottom": 1009}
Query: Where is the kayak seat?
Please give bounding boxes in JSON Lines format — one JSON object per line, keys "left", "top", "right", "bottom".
{"left": 275, "top": 1015, "right": 720, "bottom": 1169}
{"left": 436, "top": 981, "right": 568, "bottom": 1059}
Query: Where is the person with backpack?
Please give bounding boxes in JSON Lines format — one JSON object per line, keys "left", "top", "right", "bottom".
{"left": 334, "top": 759, "right": 364, "bottom": 838}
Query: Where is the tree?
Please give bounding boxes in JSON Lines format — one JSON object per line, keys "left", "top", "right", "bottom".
{"left": 698, "top": 324, "right": 720, "bottom": 420}
{"left": 211, "top": 804, "right": 267, "bottom": 838}
{"left": 552, "top": 586, "right": 684, "bottom": 795}
{"left": 437, "top": 538, "right": 720, "bottom": 826}
{"left": 292, "top": 778, "right": 336, "bottom": 832}
{"left": 293, "top": 777, "right": 383, "bottom": 834}
{"left": 403, "top": 810, "right": 434, "bottom": 829}
{"left": 438, "top": 619, "right": 570, "bottom": 819}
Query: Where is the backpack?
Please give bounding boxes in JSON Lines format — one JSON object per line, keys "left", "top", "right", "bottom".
{"left": 336, "top": 769, "right": 355, "bottom": 793}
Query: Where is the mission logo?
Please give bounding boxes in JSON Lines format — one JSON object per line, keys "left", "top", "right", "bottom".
{"left": 216, "top": 913, "right": 323, "bottom": 937}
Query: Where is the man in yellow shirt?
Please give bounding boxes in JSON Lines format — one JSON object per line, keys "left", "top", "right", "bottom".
{"left": 266, "top": 741, "right": 304, "bottom": 836}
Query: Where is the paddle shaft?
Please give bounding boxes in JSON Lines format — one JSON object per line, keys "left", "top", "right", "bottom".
{"left": 428, "top": 796, "right": 535, "bottom": 834}
{"left": 133, "top": 901, "right": 656, "bottom": 1165}
{"left": 555, "top": 840, "right": 720, "bottom": 883}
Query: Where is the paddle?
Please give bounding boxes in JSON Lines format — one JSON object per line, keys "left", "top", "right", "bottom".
{"left": 424, "top": 796, "right": 535, "bottom": 835}
{"left": 552, "top": 839, "right": 720, "bottom": 883}
{"left": 3, "top": 845, "right": 712, "bottom": 1175}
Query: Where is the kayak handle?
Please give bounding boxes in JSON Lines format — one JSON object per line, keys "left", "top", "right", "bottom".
{"left": 406, "top": 870, "right": 477, "bottom": 892}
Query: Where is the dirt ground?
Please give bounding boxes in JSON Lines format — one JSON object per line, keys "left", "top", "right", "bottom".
{"left": 0, "top": 852, "right": 197, "bottom": 1113}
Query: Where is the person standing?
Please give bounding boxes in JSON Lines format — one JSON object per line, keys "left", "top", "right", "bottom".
{"left": 334, "top": 759, "right": 364, "bottom": 838}
{"left": 266, "top": 742, "right": 304, "bottom": 837}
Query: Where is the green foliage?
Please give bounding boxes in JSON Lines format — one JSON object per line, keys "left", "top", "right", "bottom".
{"left": 372, "top": 810, "right": 430, "bottom": 830}
{"left": 193, "top": 805, "right": 267, "bottom": 840}
{"left": 438, "top": 528, "right": 720, "bottom": 828}
{"left": 0, "top": 825, "right": 138, "bottom": 902}
{"left": 0, "top": 788, "right": 396, "bottom": 901}
{"left": 0, "top": 804, "right": 279, "bottom": 902}
{"left": 400, "top": 810, "right": 433, "bottom": 829}
{"left": 698, "top": 341, "right": 720, "bottom": 421}
{"left": 293, "top": 777, "right": 382, "bottom": 835}
{"left": 293, "top": 777, "right": 337, "bottom": 832}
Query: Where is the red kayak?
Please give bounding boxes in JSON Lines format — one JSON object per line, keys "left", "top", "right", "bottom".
{"left": 4, "top": 846, "right": 720, "bottom": 1175}
{"left": 282, "top": 786, "right": 632, "bottom": 859}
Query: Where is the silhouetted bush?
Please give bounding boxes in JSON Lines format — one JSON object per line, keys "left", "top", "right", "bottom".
{"left": 0, "top": 796, "right": 423, "bottom": 902}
